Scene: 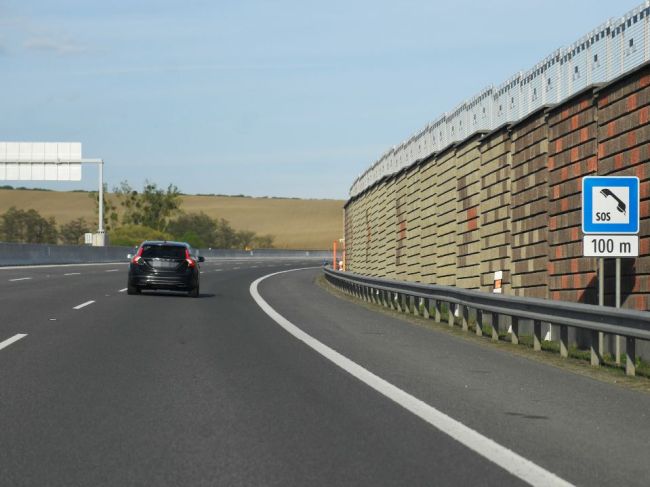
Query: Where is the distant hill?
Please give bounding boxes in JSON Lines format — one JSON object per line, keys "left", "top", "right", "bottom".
{"left": 0, "top": 189, "right": 344, "bottom": 249}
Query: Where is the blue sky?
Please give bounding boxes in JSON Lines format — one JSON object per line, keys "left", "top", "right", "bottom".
{"left": 0, "top": 0, "right": 643, "bottom": 199}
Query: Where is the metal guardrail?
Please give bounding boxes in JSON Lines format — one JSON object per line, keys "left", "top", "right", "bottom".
{"left": 324, "top": 268, "right": 650, "bottom": 376}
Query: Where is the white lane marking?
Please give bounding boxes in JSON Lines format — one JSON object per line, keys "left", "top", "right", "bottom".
{"left": 0, "top": 262, "right": 129, "bottom": 271}
{"left": 0, "top": 334, "right": 27, "bottom": 351}
{"left": 73, "top": 300, "right": 95, "bottom": 310}
{"left": 252, "top": 265, "right": 259, "bottom": 268}
{"left": 105, "top": 269, "right": 118, "bottom": 273}
{"left": 64, "top": 272, "right": 81, "bottom": 276}
{"left": 9, "top": 277, "right": 32, "bottom": 282}
{"left": 233, "top": 267, "right": 240, "bottom": 270}
{"left": 118, "top": 288, "right": 127, "bottom": 293}
{"left": 250, "top": 269, "right": 572, "bottom": 487}
{"left": 214, "top": 269, "right": 223, "bottom": 272}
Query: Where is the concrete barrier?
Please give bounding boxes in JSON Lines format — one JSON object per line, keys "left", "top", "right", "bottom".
{"left": 0, "top": 243, "right": 332, "bottom": 266}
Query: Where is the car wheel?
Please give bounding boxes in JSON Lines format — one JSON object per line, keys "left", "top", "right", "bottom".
{"left": 188, "top": 282, "right": 199, "bottom": 298}
{"left": 127, "top": 283, "right": 140, "bottom": 295}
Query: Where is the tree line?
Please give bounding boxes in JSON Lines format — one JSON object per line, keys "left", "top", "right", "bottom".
{"left": 0, "top": 181, "right": 274, "bottom": 249}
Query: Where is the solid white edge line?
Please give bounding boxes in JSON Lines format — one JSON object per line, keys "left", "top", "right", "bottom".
{"left": 0, "top": 333, "right": 27, "bottom": 351}
{"left": 249, "top": 268, "right": 573, "bottom": 487}
{"left": 73, "top": 300, "right": 95, "bottom": 310}
{"left": 9, "top": 277, "right": 32, "bottom": 282}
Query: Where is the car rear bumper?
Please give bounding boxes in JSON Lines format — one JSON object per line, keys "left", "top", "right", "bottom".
{"left": 129, "top": 273, "right": 195, "bottom": 290}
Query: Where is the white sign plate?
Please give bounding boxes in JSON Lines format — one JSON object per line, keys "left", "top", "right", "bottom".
{"left": 0, "top": 142, "right": 82, "bottom": 181}
{"left": 583, "top": 235, "right": 639, "bottom": 257}
{"left": 582, "top": 176, "right": 639, "bottom": 234}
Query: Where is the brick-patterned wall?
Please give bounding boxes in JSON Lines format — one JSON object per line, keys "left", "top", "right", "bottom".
{"left": 456, "top": 135, "right": 482, "bottom": 289}
{"left": 548, "top": 91, "right": 599, "bottom": 304}
{"left": 365, "top": 184, "right": 379, "bottom": 277}
{"left": 419, "top": 156, "right": 438, "bottom": 284}
{"left": 394, "top": 172, "right": 409, "bottom": 280}
{"left": 510, "top": 110, "right": 549, "bottom": 299}
{"left": 435, "top": 147, "right": 458, "bottom": 286}
{"left": 383, "top": 177, "right": 397, "bottom": 279}
{"left": 598, "top": 67, "right": 650, "bottom": 310}
{"left": 342, "top": 64, "right": 650, "bottom": 311}
{"left": 479, "top": 127, "right": 512, "bottom": 293}
{"left": 406, "top": 165, "right": 422, "bottom": 281}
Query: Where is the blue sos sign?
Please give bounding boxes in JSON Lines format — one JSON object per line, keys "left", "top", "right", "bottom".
{"left": 582, "top": 176, "right": 640, "bottom": 234}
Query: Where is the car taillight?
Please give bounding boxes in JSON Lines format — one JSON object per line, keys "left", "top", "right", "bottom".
{"left": 132, "top": 247, "right": 144, "bottom": 264}
{"left": 185, "top": 249, "right": 196, "bottom": 268}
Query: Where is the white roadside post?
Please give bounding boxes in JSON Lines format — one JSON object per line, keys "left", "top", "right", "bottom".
{"left": 81, "top": 158, "right": 105, "bottom": 245}
{"left": 582, "top": 176, "right": 640, "bottom": 375}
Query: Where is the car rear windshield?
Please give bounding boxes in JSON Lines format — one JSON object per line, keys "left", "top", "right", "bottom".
{"left": 141, "top": 245, "right": 186, "bottom": 260}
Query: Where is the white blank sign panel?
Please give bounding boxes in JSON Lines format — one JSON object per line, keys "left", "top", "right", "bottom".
{"left": 0, "top": 142, "right": 82, "bottom": 181}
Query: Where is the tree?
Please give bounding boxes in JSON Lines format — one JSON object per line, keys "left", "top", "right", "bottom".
{"left": 60, "top": 218, "right": 92, "bottom": 245}
{"left": 235, "top": 230, "right": 256, "bottom": 250}
{"left": 252, "top": 234, "right": 275, "bottom": 249}
{"left": 115, "top": 180, "right": 181, "bottom": 231}
{"left": 109, "top": 225, "right": 174, "bottom": 247}
{"left": 0, "top": 207, "right": 58, "bottom": 244}
{"left": 167, "top": 212, "right": 217, "bottom": 246}
{"left": 212, "top": 218, "right": 239, "bottom": 249}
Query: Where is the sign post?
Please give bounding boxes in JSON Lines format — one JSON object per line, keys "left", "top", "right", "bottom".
{"left": 582, "top": 176, "right": 640, "bottom": 366}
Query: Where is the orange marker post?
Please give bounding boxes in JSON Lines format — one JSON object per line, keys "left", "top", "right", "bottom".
{"left": 332, "top": 241, "right": 338, "bottom": 270}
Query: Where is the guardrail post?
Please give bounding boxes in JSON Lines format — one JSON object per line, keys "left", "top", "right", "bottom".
{"left": 533, "top": 320, "right": 542, "bottom": 351}
{"left": 461, "top": 305, "right": 468, "bottom": 331}
{"left": 511, "top": 316, "right": 519, "bottom": 345}
{"left": 492, "top": 313, "right": 499, "bottom": 342}
{"left": 590, "top": 330, "right": 601, "bottom": 366}
{"left": 447, "top": 303, "right": 454, "bottom": 327}
{"left": 559, "top": 325, "right": 569, "bottom": 358}
{"left": 391, "top": 293, "right": 398, "bottom": 311}
{"left": 423, "top": 298, "right": 431, "bottom": 319}
{"left": 434, "top": 300, "right": 441, "bottom": 323}
{"left": 626, "top": 337, "right": 636, "bottom": 376}
{"left": 400, "top": 294, "right": 408, "bottom": 313}
{"left": 476, "top": 309, "right": 483, "bottom": 336}
{"left": 407, "top": 295, "right": 415, "bottom": 315}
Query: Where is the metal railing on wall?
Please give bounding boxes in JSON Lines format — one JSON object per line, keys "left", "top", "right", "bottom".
{"left": 351, "top": 1, "right": 650, "bottom": 197}
{"left": 324, "top": 268, "right": 650, "bottom": 376}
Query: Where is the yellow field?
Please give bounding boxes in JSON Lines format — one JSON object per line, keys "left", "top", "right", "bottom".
{"left": 0, "top": 189, "right": 345, "bottom": 249}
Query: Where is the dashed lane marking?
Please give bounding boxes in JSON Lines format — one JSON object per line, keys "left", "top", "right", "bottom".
{"left": 0, "top": 334, "right": 27, "bottom": 351}
{"left": 73, "top": 300, "right": 95, "bottom": 310}
{"left": 9, "top": 277, "right": 32, "bottom": 282}
{"left": 118, "top": 288, "right": 127, "bottom": 292}
{"left": 64, "top": 272, "right": 81, "bottom": 276}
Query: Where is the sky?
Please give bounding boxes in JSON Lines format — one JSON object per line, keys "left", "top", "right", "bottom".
{"left": 0, "top": 0, "right": 644, "bottom": 199}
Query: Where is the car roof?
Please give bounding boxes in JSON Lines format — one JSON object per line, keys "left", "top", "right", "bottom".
{"left": 140, "top": 240, "right": 190, "bottom": 247}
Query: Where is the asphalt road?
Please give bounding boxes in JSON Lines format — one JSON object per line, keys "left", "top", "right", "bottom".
{"left": 1, "top": 260, "right": 649, "bottom": 486}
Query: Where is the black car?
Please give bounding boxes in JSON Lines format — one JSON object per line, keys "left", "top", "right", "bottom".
{"left": 127, "top": 241, "right": 205, "bottom": 297}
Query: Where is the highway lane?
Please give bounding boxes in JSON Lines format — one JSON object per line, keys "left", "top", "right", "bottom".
{"left": 0, "top": 260, "right": 646, "bottom": 485}
{"left": 260, "top": 268, "right": 650, "bottom": 486}
{"left": 0, "top": 259, "right": 520, "bottom": 486}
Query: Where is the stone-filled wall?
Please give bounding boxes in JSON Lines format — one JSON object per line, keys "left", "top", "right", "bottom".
{"left": 344, "top": 63, "right": 650, "bottom": 311}
{"left": 479, "top": 127, "right": 512, "bottom": 294}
